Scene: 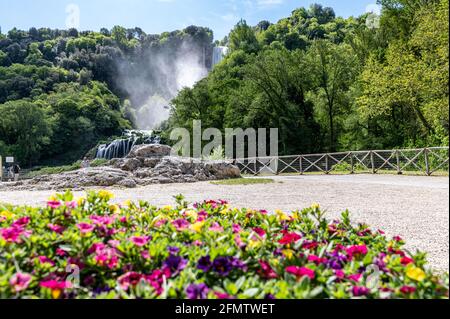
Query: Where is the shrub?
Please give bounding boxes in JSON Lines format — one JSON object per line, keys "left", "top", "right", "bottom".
{"left": 0, "top": 191, "right": 448, "bottom": 299}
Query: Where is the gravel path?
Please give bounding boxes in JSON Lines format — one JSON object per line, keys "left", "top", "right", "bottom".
{"left": 0, "top": 174, "right": 448, "bottom": 272}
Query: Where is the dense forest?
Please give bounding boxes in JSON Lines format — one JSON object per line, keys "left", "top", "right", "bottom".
{"left": 167, "top": 0, "right": 449, "bottom": 156}
{"left": 0, "top": 0, "right": 448, "bottom": 166}
{"left": 0, "top": 24, "right": 214, "bottom": 166}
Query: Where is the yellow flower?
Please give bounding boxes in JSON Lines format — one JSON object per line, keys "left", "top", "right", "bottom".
{"left": 123, "top": 200, "right": 133, "bottom": 207}
{"left": 51, "top": 289, "right": 62, "bottom": 299}
{"left": 406, "top": 266, "right": 426, "bottom": 282}
{"left": 190, "top": 221, "right": 205, "bottom": 233}
{"left": 275, "top": 210, "right": 290, "bottom": 221}
{"left": 109, "top": 204, "right": 120, "bottom": 214}
{"left": 162, "top": 205, "right": 173, "bottom": 211}
{"left": 248, "top": 239, "right": 262, "bottom": 249}
{"left": 0, "top": 210, "right": 14, "bottom": 219}
{"left": 311, "top": 203, "right": 320, "bottom": 210}
{"left": 282, "top": 249, "right": 295, "bottom": 260}
{"left": 48, "top": 195, "right": 57, "bottom": 201}
{"left": 98, "top": 190, "right": 114, "bottom": 201}
{"left": 220, "top": 208, "right": 229, "bottom": 215}
{"left": 270, "top": 258, "right": 280, "bottom": 266}
{"left": 75, "top": 197, "right": 86, "bottom": 206}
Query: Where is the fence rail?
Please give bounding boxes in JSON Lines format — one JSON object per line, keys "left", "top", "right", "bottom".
{"left": 234, "top": 147, "right": 449, "bottom": 176}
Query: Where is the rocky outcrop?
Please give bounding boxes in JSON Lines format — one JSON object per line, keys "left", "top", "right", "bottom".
{"left": 1, "top": 144, "right": 241, "bottom": 191}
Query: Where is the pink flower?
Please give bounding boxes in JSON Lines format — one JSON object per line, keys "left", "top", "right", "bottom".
{"left": 209, "top": 222, "right": 224, "bottom": 232}
{"left": 215, "top": 292, "right": 234, "bottom": 299}
{"left": 47, "top": 224, "right": 65, "bottom": 234}
{"left": 47, "top": 201, "right": 62, "bottom": 209}
{"left": 130, "top": 236, "right": 150, "bottom": 247}
{"left": 198, "top": 211, "right": 208, "bottom": 219}
{"left": 232, "top": 224, "right": 242, "bottom": 233}
{"left": 285, "top": 266, "right": 315, "bottom": 280}
{"left": 145, "top": 268, "right": 171, "bottom": 295}
{"left": 76, "top": 223, "right": 95, "bottom": 234}
{"left": 346, "top": 245, "right": 368, "bottom": 259}
{"left": 0, "top": 226, "right": 31, "bottom": 243}
{"left": 253, "top": 227, "right": 266, "bottom": 238}
{"left": 234, "top": 235, "right": 245, "bottom": 248}
{"left": 108, "top": 240, "right": 121, "bottom": 248}
{"left": 119, "top": 216, "right": 128, "bottom": 223}
{"left": 334, "top": 270, "right": 345, "bottom": 279}
{"left": 56, "top": 248, "right": 68, "bottom": 257}
{"left": 40, "top": 279, "right": 72, "bottom": 290}
{"left": 118, "top": 272, "right": 144, "bottom": 291}
{"left": 141, "top": 250, "right": 151, "bottom": 260}
{"left": 88, "top": 242, "right": 106, "bottom": 254}
{"left": 90, "top": 215, "right": 114, "bottom": 226}
{"left": 10, "top": 273, "right": 32, "bottom": 292}
{"left": 347, "top": 273, "right": 363, "bottom": 282}
{"left": 94, "top": 247, "right": 119, "bottom": 269}
{"left": 258, "top": 260, "right": 278, "bottom": 279}
{"left": 154, "top": 219, "right": 168, "bottom": 228}
{"left": 171, "top": 219, "right": 190, "bottom": 231}
{"left": 259, "top": 210, "right": 268, "bottom": 215}
{"left": 65, "top": 201, "right": 77, "bottom": 209}
{"left": 37, "top": 256, "right": 55, "bottom": 266}
{"left": 393, "top": 236, "right": 403, "bottom": 242}
{"left": 12, "top": 217, "right": 30, "bottom": 228}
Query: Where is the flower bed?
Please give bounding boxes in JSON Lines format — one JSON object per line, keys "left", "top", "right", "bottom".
{"left": 0, "top": 191, "right": 448, "bottom": 299}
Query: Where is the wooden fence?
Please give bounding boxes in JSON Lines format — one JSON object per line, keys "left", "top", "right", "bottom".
{"left": 234, "top": 147, "right": 449, "bottom": 176}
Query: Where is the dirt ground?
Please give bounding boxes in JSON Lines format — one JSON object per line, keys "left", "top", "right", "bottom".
{"left": 1, "top": 174, "right": 448, "bottom": 272}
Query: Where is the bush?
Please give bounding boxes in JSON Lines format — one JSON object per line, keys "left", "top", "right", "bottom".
{"left": 0, "top": 191, "right": 448, "bottom": 299}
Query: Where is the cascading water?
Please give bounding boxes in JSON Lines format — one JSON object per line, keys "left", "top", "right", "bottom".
{"left": 95, "top": 130, "right": 161, "bottom": 160}
{"left": 212, "top": 46, "right": 229, "bottom": 67}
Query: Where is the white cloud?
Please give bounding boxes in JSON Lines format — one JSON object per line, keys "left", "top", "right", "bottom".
{"left": 256, "top": 0, "right": 284, "bottom": 8}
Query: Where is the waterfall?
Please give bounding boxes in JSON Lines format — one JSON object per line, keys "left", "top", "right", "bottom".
{"left": 95, "top": 130, "right": 161, "bottom": 160}
{"left": 212, "top": 46, "right": 229, "bottom": 67}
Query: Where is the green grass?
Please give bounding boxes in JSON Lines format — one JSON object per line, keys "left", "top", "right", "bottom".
{"left": 211, "top": 178, "right": 276, "bottom": 185}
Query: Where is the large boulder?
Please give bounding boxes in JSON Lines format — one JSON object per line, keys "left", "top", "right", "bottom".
{"left": 127, "top": 144, "right": 172, "bottom": 158}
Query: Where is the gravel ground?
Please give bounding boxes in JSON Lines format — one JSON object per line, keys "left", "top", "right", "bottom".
{"left": 0, "top": 174, "right": 448, "bottom": 272}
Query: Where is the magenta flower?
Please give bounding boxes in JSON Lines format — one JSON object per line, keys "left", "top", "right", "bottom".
{"left": 90, "top": 215, "right": 114, "bottom": 226}
{"left": 171, "top": 219, "right": 190, "bottom": 231}
{"left": 253, "top": 227, "right": 266, "bottom": 238}
{"left": 65, "top": 201, "right": 77, "bottom": 209}
{"left": 10, "top": 273, "right": 32, "bottom": 292}
{"left": 352, "top": 286, "right": 370, "bottom": 297}
{"left": 232, "top": 224, "right": 242, "bottom": 233}
{"left": 334, "top": 269, "right": 345, "bottom": 279}
{"left": 37, "top": 256, "right": 55, "bottom": 266}
{"left": 12, "top": 217, "right": 30, "bottom": 228}
{"left": 130, "top": 236, "right": 150, "bottom": 247}
{"left": 47, "top": 224, "right": 65, "bottom": 234}
{"left": 400, "top": 286, "right": 416, "bottom": 294}
{"left": 258, "top": 260, "right": 278, "bottom": 279}
{"left": 40, "top": 280, "right": 72, "bottom": 290}
{"left": 0, "top": 226, "right": 31, "bottom": 243}
{"left": 285, "top": 266, "right": 315, "bottom": 280}
{"left": 76, "top": 223, "right": 95, "bottom": 234}
{"left": 346, "top": 245, "right": 368, "bottom": 259}
{"left": 347, "top": 273, "right": 363, "bottom": 282}
{"left": 94, "top": 247, "right": 119, "bottom": 269}
{"left": 118, "top": 272, "right": 144, "bottom": 291}
{"left": 307, "top": 255, "right": 328, "bottom": 265}
{"left": 47, "top": 201, "right": 62, "bottom": 209}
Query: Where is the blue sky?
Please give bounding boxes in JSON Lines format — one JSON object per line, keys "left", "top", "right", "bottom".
{"left": 0, "top": 0, "right": 379, "bottom": 40}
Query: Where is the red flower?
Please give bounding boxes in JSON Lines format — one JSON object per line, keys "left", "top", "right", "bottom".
{"left": 400, "top": 286, "right": 416, "bottom": 294}
{"left": 307, "top": 255, "right": 328, "bottom": 265}
{"left": 253, "top": 227, "right": 266, "bottom": 238}
{"left": 302, "top": 241, "right": 319, "bottom": 250}
{"left": 258, "top": 260, "right": 278, "bottom": 279}
{"left": 285, "top": 266, "right": 315, "bottom": 280}
{"left": 400, "top": 257, "right": 414, "bottom": 265}
{"left": 278, "top": 232, "right": 301, "bottom": 245}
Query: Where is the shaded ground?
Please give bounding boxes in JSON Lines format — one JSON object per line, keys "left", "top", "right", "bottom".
{"left": 1, "top": 174, "right": 448, "bottom": 272}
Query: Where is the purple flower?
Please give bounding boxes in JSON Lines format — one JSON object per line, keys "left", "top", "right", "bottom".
{"left": 163, "top": 255, "right": 187, "bottom": 276}
{"left": 168, "top": 246, "right": 180, "bottom": 255}
{"left": 186, "top": 283, "right": 209, "bottom": 299}
{"left": 326, "top": 251, "right": 348, "bottom": 270}
{"left": 197, "top": 256, "right": 212, "bottom": 272}
{"left": 212, "top": 257, "right": 233, "bottom": 276}
{"left": 230, "top": 257, "right": 247, "bottom": 271}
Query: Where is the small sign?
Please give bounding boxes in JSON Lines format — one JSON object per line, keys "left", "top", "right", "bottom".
{"left": 5, "top": 157, "right": 14, "bottom": 163}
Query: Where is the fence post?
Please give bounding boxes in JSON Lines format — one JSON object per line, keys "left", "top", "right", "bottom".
{"left": 254, "top": 159, "right": 258, "bottom": 176}
{"left": 325, "top": 154, "right": 329, "bottom": 174}
{"left": 396, "top": 150, "right": 402, "bottom": 175}
{"left": 370, "top": 151, "right": 376, "bottom": 174}
{"left": 424, "top": 148, "right": 431, "bottom": 176}
{"left": 350, "top": 152, "right": 354, "bottom": 174}
{"left": 275, "top": 157, "right": 279, "bottom": 175}
{"left": 299, "top": 156, "right": 303, "bottom": 175}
